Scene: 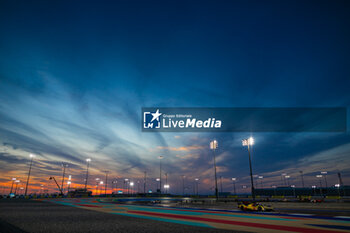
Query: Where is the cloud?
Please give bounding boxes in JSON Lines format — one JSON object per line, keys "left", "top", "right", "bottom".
{"left": 175, "top": 153, "right": 200, "bottom": 160}
{"left": 157, "top": 145, "right": 204, "bottom": 151}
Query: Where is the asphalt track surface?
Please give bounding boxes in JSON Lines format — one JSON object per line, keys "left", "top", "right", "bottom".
{"left": 1, "top": 199, "right": 350, "bottom": 233}
{"left": 0, "top": 199, "right": 243, "bottom": 233}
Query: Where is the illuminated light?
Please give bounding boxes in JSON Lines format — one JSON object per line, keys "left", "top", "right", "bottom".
{"left": 195, "top": 178, "right": 199, "bottom": 181}
{"left": 156, "top": 178, "right": 160, "bottom": 181}
{"left": 312, "top": 185, "right": 316, "bottom": 188}
{"left": 291, "top": 185, "right": 295, "bottom": 188}
{"left": 232, "top": 178, "right": 236, "bottom": 181}
{"left": 164, "top": 184, "right": 170, "bottom": 189}
{"left": 100, "top": 181, "right": 103, "bottom": 185}
{"left": 285, "top": 175, "right": 290, "bottom": 178}
{"left": 210, "top": 140, "right": 218, "bottom": 149}
{"left": 130, "top": 182, "right": 134, "bottom": 186}
{"left": 12, "top": 178, "right": 16, "bottom": 181}
{"left": 29, "top": 153, "right": 35, "bottom": 158}
{"left": 316, "top": 175, "right": 323, "bottom": 178}
{"left": 335, "top": 184, "right": 340, "bottom": 188}
{"left": 258, "top": 176, "right": 263, "bottom": 179}
{"left": 86, "top": 158, "right": 91, "bottom": 162}
{"left": 321, "top": 171, "right": 327, "bottom": 175}
{"left": 158, "top": 156, "right": 163, "bottom": 159}
{"left": 242, "top": 137, "right": 254, "bottom": 146}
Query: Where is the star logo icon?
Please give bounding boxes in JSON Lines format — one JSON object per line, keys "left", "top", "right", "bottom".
{"left": 151, "top": 109, "right": 162, "bottom": 122}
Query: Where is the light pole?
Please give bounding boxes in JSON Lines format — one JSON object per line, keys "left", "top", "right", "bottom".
{"left": 316, "top": 175, "right": 323, "bottom": 196}
{"left": 67, "top": 181, "right": 71, "bottom": 193}
{"left": 61, "top": 163, "right": 68, "bottom": 195}
{"left": 281, "top": 173, "right": 287, "bottom": 186}
{"left": 335, "top": 184, "right": 340, "bottom": 197}
{"left": 232, "top": 178, "right": 236, "bottom": 195}
{"left": 10, "top": 178, "right": 16, "bottom": 194}
{"left": 84, "top": 158, "right": 91, "bottom": 191}
{"left": 210, "top": 139, "right": 219, "bottom": 201}
{"left": 312, "top": 185, "right": 317, "bottom": 196}
{"left": 99, "top": 181, "right": 103, "bottom": 195}
{"left": 95, "top": 178, "right": 100, "bottom": 196}
{"left": 299, "top": 171, "right": 305, "bottom": 188}
{"left": 67, "top": 175, "right": 71, "bottom": 195}
{"left": 195, "top": 178, "right": 199, "bottom": 196}
{"left": 104, "top": 171, "right": 109, "bottom": 196}
{"left": 25, "top": 153, "right": 35, "bottom": 196}
{"left": 258, "top": 176, "right": 264, "bottom": 189}
{"left": 112, "top": 180, "right": 117, "bottom": 194}
{"left": 156, "top": 178, "right": 160, "bottom": 192}
{"left": 158, "top": 156, "right": 163, "bottom": 194}
{"left": 285, "top": 175, "right": 290, "bottom": 186}
{"left": 242, "top": 137, "right": 255, "bottom": 200}
{"left": 124, "top": 179, "right": 129, "bottom": 195}
{"left": 130, "top": 182, "right": 134, "bottom": 195}
{"left": 164, "top": 184, "right": 170, "bottom": 193}
{"left": 321, "top": 171, "right": 328, "bottom": 187}
{"left": 14, "top": 180, "right": 20, "bottom": 195}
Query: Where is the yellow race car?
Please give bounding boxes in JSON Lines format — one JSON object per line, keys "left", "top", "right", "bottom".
{"left": 238, "top": 202, "right": 273, "bottom": 211}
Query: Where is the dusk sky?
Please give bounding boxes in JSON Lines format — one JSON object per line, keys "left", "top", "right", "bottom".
{"left": 0, "top": 0, "right": 350, "bottom": 195}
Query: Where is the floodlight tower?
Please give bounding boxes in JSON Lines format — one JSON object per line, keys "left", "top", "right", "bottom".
{"left": 242, "top": 137, "right": 255, "bottom": 200}
{"left": 84, "top": 158, "right": 91, "bottom": 191}
{"left": 25, "top": 153, "right": 35, "bottom": 196}
{"left": 210, "top": 140, "right": 219, "bottom": 201}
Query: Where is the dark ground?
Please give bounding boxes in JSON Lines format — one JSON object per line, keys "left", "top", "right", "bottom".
{"left": 0, "top": 199, "right": 246, "bottom": 233}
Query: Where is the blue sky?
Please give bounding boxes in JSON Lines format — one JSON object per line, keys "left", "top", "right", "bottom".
{"left": 0, "top": 0, "right": 350, "bottom": 194}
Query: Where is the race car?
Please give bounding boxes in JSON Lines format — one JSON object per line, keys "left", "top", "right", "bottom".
{"left": 238, "top": 202, "right": 273, "bottom": 211}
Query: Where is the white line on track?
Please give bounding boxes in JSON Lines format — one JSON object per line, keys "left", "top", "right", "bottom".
{"left": 288, "top": 213, "right": 314, "bottom": 216}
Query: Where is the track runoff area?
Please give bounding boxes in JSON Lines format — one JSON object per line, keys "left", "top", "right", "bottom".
{"left": 43, "top": 198, "right": 350, "bottom": 233}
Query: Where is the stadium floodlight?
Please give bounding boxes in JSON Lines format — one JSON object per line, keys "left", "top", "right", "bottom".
{"left": 242, "top": 137, "right": 255, "bottom": 200}
{"left": 242, "top": 137, "right": 254, "bottom": 146}
{"left": 232, "top": 178, "right": 237, "bottom": 195}
{"left": 210, "top": 140, "right": 219, "bottom": 200}
{"left": 84, "top": 158, "right": 91, "bottom": 190}
{"left": 321, "top": 171, "right": 328, "bottom": 187}
{"left": 25, "top": 154, "right": 35, "bottom": 196}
